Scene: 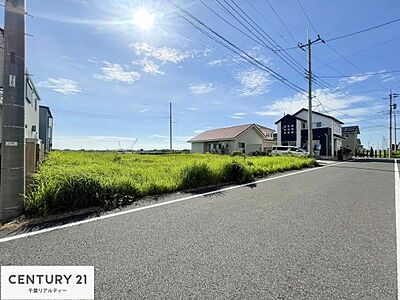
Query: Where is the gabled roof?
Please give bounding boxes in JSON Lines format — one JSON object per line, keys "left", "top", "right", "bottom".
{"left": 274, "top": 114, "right": 307, "bottom": 124}
{"left": 189, "top": 124, "right": 273, "bottom": 143}
{"left": 294, "top": 108, "right": 344, "bottom": 124}
{"left": 40, "top": 105, "right": 53, "bottom": 118}
{"left": 342, "top": 126, "right": 360, "bottom": 133}
{"left": 255, "top": 124, "right": 275, "bottom": 136}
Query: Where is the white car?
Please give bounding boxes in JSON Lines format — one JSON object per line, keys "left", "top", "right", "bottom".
{"left": 271, "top": 146, "right": 309, "bottom": 156}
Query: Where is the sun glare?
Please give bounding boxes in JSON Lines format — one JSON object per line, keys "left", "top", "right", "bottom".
{"left": 132, "top": 9, "right": 155, "bottom": 31}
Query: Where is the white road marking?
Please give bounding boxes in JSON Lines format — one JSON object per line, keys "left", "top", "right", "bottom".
{"left": 0, "top": 161, "right": 347, "bottom": 244}
{"left": 394, "top": 159, "right": 400, "bottom": 299}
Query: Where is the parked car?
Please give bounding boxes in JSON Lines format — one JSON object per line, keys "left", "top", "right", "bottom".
{"left": 271, "top": 146, "right": 308, "bottom": 156}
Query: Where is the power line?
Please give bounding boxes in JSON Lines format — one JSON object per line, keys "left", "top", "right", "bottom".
{"left": 277, "top": 16, "right": 400, "bottom": 51}
{"left": 325, "top": 17, "right": 400, "bottom": 43}
{"left": 323, "top": 43, "right": 389, "bottom": 91}
{"left": 292, "top": 2, "right": 389, "bottom": 105}
{"left": 230, "top": 0, "right": 385, "bottom": 114}
{"left": 295, "top": 0, "right": 387, "bottom": 91}
{"left": 295, "top": 0, "right": 318, "bottom": 35}
{"left": 211, "top": 0, "right": 306, "bottom": 76}
{"left": 314, "top": 99, "right": 388, "bottom": 128}
{"left": 325, "top": 35, "right": 400, "bottom": 65}
{"left": 264, "top": 0, "right": 298, "bottom": 44}
{"left": 172, "top": 2, "right": 307, "bottom": 94}
{"left": 318, "top": 69, "right": 400, "bottom": 78}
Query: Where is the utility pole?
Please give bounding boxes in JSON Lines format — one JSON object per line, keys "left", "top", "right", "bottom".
{"left": 299, "top": 32, "right": 324, "bottom": 156}
{"left": 395, "top": 104, "right": 398, "bottom": 151}
{"left": 169, "top": 102, "right": 173, "bottom": 153}
{"left": 0, "top": 0, "right": 26, "bottom": 223}
{"left": 385, "top": 90, "right": 399, "bottom": 158}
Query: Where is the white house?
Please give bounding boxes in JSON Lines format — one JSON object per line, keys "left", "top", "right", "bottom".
{"left": 25, "top": 73, "right": 41, "bottom": 142}
{"left": 189, "top": 124, "right": 275, "bottom": 155}
{"left": 275, "top": 108, "right": 344, "bottom": 157}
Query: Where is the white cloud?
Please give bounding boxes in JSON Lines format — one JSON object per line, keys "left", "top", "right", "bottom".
{"left": 131, "top": 42, "right": 193, "bottom": 64}
{"left": 339, "top": 74, "right": 372, "bottom": 86}
{"left": 37, "top": 78, "right": 82, "bottom": 95}
{"left": 207, "top": 59, "right": 226, "bottom": 66}
{"left": 132, "top": 58, "right": 164, "bottom": 76}
{"left": 207, "top": 47, "right": 270, "bottom": 68}
{"left": 235, "top": 69, "right": 272, "bottom": 97}
{"left": 211, "top": 100, "right": 223, "bottom": 105}
{"left": 94, "top": 61, "right": 141, "bottom": 84}
{"left": 139, "top": 108, "right": 149, "bottom": 113}
{"left": 194, "top": 127, "right": 213, "bottom": 134}
{"left": 189, "top": 83, "right": 216, "bottom": 95}
{"left": 203, "top": 48, "right": 212, "bottom": 56}
{"left": 230, "top": 113, "right": 247, "bottom": 119}
{"left": 188, "top": 107, "right": 199, "bottom": 111}
{"left": 379, "top": 73, "right": 396, "bottom": 83}
{"left": 87, "top": 57, "right": 99, "bottom": 63}
{"left": 254, "top": 89, "right": 379, "bottom": 125}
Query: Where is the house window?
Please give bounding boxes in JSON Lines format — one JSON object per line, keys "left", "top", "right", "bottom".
{"left": 238, "top": 142, "right": 245, "bottom": 148}
{"left": 302, "top": 122, "right": 306, "bottom": 129}
{"left": 316, "top": 122, "right": 322, "bottom": 128}
{"left": 26, "top": 79, "right": 33, "bottom": 103}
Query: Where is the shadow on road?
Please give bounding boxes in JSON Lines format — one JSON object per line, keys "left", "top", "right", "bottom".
{"left": 245, "top": 181, "right": 257, "bottom": 189}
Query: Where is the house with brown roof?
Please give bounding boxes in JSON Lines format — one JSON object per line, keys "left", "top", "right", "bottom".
{"left": 188, "top": 124, "right": 275, "bottom": 155}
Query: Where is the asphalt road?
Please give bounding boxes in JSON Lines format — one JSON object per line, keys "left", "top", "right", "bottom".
{"left": 0, "top": 159, "right": 397, "bottom": 299}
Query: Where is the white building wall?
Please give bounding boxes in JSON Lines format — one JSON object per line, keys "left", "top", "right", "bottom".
{"left": 234, "top": 127, "right": 264, "bottom": 153}
{"left": 25, "top": 76, "right": 40, "bottom": 140}
{"left": 296, "top": 110, "right": 331, "bottom": 128}
{"left": 191, "top": 142, "right": 205, "bottom": 154}
{"left": 277, "top": 123, "right": 282, "bottom": 145}
{"left": 332, "top": 120, "right": 342, "bottom": 135}
{"left": 296, "top": 119, "right": 302, "bottom": 147}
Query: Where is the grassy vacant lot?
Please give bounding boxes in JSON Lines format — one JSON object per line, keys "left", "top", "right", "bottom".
{"left": 26, "top": 151, "right": 316, "bottom": 217}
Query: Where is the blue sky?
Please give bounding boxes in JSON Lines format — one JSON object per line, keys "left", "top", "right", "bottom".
{"left": 8, "top": 0, "right": 400, "bottom": 149}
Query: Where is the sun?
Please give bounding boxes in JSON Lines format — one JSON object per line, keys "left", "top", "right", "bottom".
{"left": 132, "top": 9, "right": 155, "bottom": 31}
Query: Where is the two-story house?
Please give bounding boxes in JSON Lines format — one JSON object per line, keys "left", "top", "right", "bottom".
{"left": 275, "top": 108, "right": 344, "bottom": 157}
{"left": 342, "top": 126, "right": 362, "bottom": 154}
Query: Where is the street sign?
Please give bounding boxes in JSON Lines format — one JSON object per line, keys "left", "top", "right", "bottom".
{"left": 5, "top": 141, "right": 18, "bottom": 147}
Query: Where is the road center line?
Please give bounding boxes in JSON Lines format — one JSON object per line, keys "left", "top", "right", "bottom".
{"left": 0, "top": 161, "right": 347, "bottom": 244}
{"left": 394, "top": 159, "right": 400, "bottom": 299}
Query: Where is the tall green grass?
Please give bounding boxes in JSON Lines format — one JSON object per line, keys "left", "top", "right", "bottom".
{"left": 25, "top": 151, "right": 316, "bottom": 216}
